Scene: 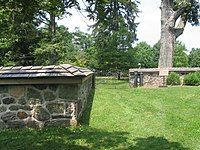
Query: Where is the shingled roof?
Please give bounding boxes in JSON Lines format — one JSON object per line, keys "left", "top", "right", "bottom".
{"left": 0, "top": 64, "right": 93, "bottom": 78}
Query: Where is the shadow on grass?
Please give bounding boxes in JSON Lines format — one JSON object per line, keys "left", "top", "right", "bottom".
{"left": 0, "top": 127, "right": 129, "bottom": 150}
{"left": 128, "top": 136, "right": 189, "bottom": 150}
{"left": 0, "top": 127, "right": 189, "bottom": 150}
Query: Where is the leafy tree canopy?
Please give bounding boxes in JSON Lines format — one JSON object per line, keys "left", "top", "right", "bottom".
{"left": 189, "top": 48, "right": 200, "bottom": 67}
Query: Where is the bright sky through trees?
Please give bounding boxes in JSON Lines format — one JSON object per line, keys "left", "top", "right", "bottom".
{"left": 58, "top": 0, "right": 200, "bottom": 51}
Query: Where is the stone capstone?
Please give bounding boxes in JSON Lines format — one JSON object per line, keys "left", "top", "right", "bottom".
{"left": 46, "top": 103, "right": 65, "bottom": 114}
{"left": 33, "top": 106, "right": 50, "bottom": 121}
{"left": 1, "top": 112, "right": 17, "bottom": 122}
{"left": 2, "top": 97, "right": 15, "bottom": 104}
{"left": 43, "top": 90, "right": 56, "bottom": 101}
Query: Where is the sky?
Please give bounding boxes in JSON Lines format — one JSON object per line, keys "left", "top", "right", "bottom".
{"left": 58, "top": 0, "right": 200, "bottom": 51}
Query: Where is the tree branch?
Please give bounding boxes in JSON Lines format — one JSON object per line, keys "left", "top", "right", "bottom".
{"left": 174, "top": 6, "right": 187, "bottom": 21}
{"left": 161, "top": 0, "right": 173, "bottom": 8}
{"left": 174, "top": 17, "right": 187, "bottom": 39}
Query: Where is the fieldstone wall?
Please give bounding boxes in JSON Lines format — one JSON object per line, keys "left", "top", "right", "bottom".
{"left": 0, "top": 77, "right": 94, "bottom": 129}
{"left": 129, "top": 67, "right": 200, "bottom": 87}
{"left": 142, "top": 72, "right": 164, "bottom": 87}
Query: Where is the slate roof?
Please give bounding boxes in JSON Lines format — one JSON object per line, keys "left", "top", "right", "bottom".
{"left": 0, "top": 64, "right": 93, "bottom": 78}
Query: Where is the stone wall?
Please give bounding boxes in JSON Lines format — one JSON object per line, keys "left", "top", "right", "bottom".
{"left": 0, "top": 76, "right": 94, "bottom": 129}
{"left": 129, "top": 67, "right": 200, "bottom": 87}
{"left": 142, "top": 72, "right": 164, "bottom": 87}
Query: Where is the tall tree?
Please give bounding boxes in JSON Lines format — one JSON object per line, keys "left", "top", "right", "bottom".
{"left": 154, "top": 41, "right": 189, "bottom": 67}
{"left": 159, "top": 0, "right": 199, "bottom": 68}
{"left": 189, "top": 48, "right": 200, "bottom": 67}
{"left": 38, "top": 0, "right": 79, "bottom": 34}
{"left": 133, "top": 42, "right": 158, "bottom": 68}
{"left": 34, "top": 25, "right": 76, "bottom": 65}
{"left": 173, "top": 41, "right": 188, "bottom": 67}
{"left": 0, "top": 0, "right": 42, "bottom": 66}
{"left": 86, "top": 0, "right": 139, "bottom": 79}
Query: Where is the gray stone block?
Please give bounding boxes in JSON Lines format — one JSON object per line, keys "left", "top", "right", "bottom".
{"left": 2, "top": 97, "right": 16, "bottom": 105}
{"left": 59, "top": 85, "right": 78, "bottom": 100}
{"left": 27, "top": 88, "right": 43, "bottom": 104}
{"left": 43, "top": 90, "right": 56, "bottom": 101}
{"left": 46, "top": 103, "right": 64, "bottom": 114}
{"left": 7, "top": 120, "right": 25, "bottom": 128}
{"left": 1, "top": 112, "right": 17, "bottom": 122}
{"left": 0, "top": 86, "right": 8, "bottom": 94}
{"left": 0, "top": 120, "right": 7, "bottom": 129}
{"left": 9, "top": 105, "right": 32, "bottom": 111}
{"left": 33, "top": 106, "right": 50, "bottom": 121}
{"left": 44, "top": 119, "right": 70, "bottom": 127}
{"left": 0, "top": 106, "right": 7, "bottom": 113}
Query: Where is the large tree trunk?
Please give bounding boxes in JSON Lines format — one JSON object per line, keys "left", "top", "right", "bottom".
{"left": 158, "top": 0, "right": 187, "bottom": 68}
{"left": 49, "top": 13, "right": 56, "bottom": 34}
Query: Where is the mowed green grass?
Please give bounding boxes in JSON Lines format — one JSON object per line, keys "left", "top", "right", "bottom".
{"left": 0, "top": 78, "right": 200, "bottom": 150}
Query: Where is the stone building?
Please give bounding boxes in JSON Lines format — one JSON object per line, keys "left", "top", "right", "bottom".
{"left": 0, "top": 64, "right": 94, "bottom": 129}
{"left": 129, "top": 67, "right": 200, "bottom": 87}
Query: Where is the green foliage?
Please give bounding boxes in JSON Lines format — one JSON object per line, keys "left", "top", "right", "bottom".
{"left": 0, "top": 0, "right": 42, "bottom": 66}
{"left": 86, "top": 0, "right": 139, "bottom": 74}
{"left": 184, "top": 72, "right": 200, "bottom": 86}
{"left": 133, "top": 42, "right": 158, "bottom": 68}
{"left": 189, "top": 48, "right": 200, "bottom": 67}
{"left": 85, "top": 46, "right": 98, "bottom": 69}
{"left": 173, "top": 42, "right": 189, "bottom": 67}
{"left": 153, "top": 41, "right": 189, "bottom": 67}
{"left": 166, "top": 72, "right": 181, "bottom": 85}
{"left": 34, "top": 25, "right": 76, "bottom": 65}
{"left": 95, "top": 18, "right": 135, "bottom": 72}
{"left": 86, "top": 0, "right": 139, "bottom": 42}
{"left": 173, "top": 0, "right": 200, "bottom": 26}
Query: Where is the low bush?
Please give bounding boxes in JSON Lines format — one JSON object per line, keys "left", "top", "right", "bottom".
{"left": 166, "top": 72, "right": 181, "bottom": 85}
{"left": 184, "top": 72, "right": 200, "bottom": 86}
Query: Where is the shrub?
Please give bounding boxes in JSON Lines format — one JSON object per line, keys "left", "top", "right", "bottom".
{"left": 166, "top": 72, "right": 181, "bottom": 85}
{"left": 184, "top": 72, "right": 200, "bottom": 86}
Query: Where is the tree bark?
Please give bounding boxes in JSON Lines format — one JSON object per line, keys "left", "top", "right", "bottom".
{"left": 158, "top": 0, "right": 187, "bottom": 68}
{"left": 159, "top": 0, "right": 175, "bottom": 68}
{"left": 49, "top": 13, "right": 56, "bottom": 34}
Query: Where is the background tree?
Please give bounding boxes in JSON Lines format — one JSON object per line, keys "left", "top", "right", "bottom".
{"left": 133, "top": 42, "right": 158, "bottom": 68}
{"left": 154, "top": 41, "right": 189, "bottom": 67}
{"left": 86, "top": 0, "right": 139, "bottom": 79}
{"left": 0, "top": 0, "right": 42, "bottom": 66}
{"left": 173, "top": 41, "right": 189, "bottom": 67}
{"left": 38, "top": 0, "right": 79, "bottom": 34}
{"left": 189, "top": 48, "right": 200, "bottom": 67}
{"left": 159, "top": 0, "right": 199, "bottom": 68}
{"left": 34, "top": 25, "right": 76, "bottom": 65}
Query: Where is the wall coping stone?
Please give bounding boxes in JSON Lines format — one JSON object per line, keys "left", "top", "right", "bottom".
{"left": 129, "top": 67, "right": 200, "bottom": 73}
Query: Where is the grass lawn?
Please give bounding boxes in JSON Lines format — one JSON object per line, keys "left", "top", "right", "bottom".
{"left": 0, "top": 78, "right": 200, "bottom": 150}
